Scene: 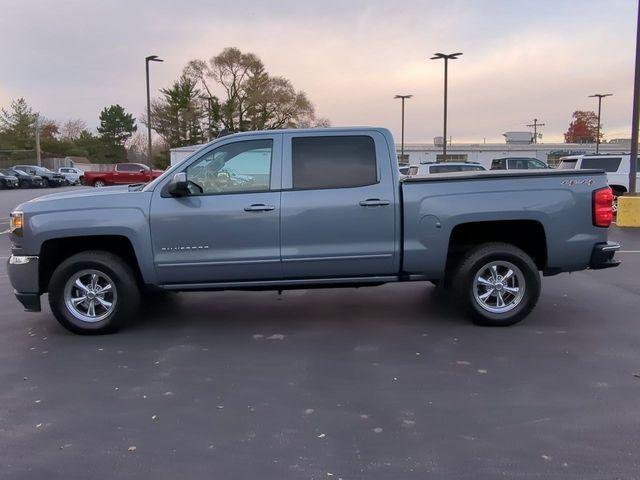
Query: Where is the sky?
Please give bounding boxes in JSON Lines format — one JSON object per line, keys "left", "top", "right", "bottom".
{"left": 0, "top": 0, "right": 637, "bottom": 143}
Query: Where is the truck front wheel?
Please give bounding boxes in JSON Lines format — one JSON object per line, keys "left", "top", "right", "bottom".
{"left": 452, "top": 242, "right": 541, "bottom": 327}
{"left": 48, "top": 251, "right": 140, "bottom": 334}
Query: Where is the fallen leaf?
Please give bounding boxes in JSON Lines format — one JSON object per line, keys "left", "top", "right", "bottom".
{"left": 317, "top": 433, "right": 326, "bottom": 438}
{"left": 128, "top": 446, "right": 137, "bottom": 452}
{"left": 373, "top": 427, "right": 383, "bottom": 433}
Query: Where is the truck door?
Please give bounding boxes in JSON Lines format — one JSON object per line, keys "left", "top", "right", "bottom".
{"left": 150, "top": 134, "right": 283, "bottom": 284}
{"left": 280, "top": 131, "right": 397, "bottom": 278}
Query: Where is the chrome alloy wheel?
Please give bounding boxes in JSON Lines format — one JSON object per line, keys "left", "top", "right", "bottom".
{"left": 472, "top": 261, "right": 525, "bottom": 314}
{"left": 63, "top": 269, "right": 117, "bottom": 323}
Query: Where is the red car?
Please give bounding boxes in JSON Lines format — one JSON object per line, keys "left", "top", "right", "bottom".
{"left": 81, "top": 163, "right": 163, "bottom": 187}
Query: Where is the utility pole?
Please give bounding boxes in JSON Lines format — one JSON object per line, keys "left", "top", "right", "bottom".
{"left": 526, "top": 118, "right": 545, "bottom": 144}
{"left": 34, "top": 114, "right": 42, "bottom": 167}
{"left": 589, "top": 93, "right": 613, "bottom": 154}
{"left": 394, "top": 95, "right": 412, "bottom": 165}
{"left": 629, "top": 0, "right": 640, "bottom": 194}
{"left": 145, "top": 55, "right": 163, "bottom": 167}
{"left": 431, "top": 52, "right": 462, "bottom": 162}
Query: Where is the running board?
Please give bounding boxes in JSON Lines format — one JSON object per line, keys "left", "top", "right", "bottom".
{"left": 161, "top": 276, "right": 400, "bottom": 291}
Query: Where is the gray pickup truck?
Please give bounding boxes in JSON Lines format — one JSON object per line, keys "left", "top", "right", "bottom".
{"left": 7, "top": 127, "right": 620, "bottom": 334}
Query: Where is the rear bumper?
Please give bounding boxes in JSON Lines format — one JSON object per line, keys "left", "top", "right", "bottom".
{"left": 589, "top": 242, "right": 621, "bottom": 270}
{"left": 7, "top": 255, "right": 41, "bottom": 312}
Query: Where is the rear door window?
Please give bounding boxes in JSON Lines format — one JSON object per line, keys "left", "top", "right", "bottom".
{"left": 291, "top": 136, "right": 377, "bottom": 189}
{"left": 580, "top": 157, "right": 622, "bottom": 172}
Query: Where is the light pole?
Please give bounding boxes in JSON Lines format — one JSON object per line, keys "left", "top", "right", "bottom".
{"left": 589, "top": 93, "right": 612, "bottom": 154}
{"left": 394, "top": 94, "right": 412, "bottom": 165}
{"left": 145, "top": 55, "right": 163, "bottom": 166}
{"left": 631, "top": 0, "right": 640, "bottom": 194}
{"left": 431, "top": 52, "right": 462, "bottom": 162}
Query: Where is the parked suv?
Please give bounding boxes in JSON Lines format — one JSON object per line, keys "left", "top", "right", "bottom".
{"left": 1, "top": 168, "right": 44, "bottom": 188}
{"left": 57, "top": 167, "right": 84, "bottom": 185}
{"left": 407, "top": 162, "right": 486, "bottom": 176}
{"left": 13, "top": 165, "right": 65, "bottom": 187}
{"left": 490, "top": 157, "right": 549, "bottom": 170}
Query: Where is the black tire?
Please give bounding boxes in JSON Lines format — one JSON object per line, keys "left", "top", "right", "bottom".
{"left": 41, "top": 178, "right": 49, "bottom": 188}
{"left": 19, "top": 180, "right": 29, "bottom": 189}
{"left": 48, "top": 251, "right": 140, "bottom": 334}
{"left": 451, "top": 242, "right": 541, "bottom": 327}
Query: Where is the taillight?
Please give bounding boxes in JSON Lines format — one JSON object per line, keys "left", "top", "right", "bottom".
{"left": 593, "top": 187, "right": 613, "bottom": 227}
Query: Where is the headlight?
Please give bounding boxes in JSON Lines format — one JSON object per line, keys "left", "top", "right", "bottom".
{"left": 9, "top": 211, "right": 23, "bottom": 236}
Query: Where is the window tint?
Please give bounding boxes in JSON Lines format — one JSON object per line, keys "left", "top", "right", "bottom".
{"left": 527, "top": 159, "right": 547, "bottom": 169}
{"left": 430, "top": 165, "right": 461, "bottom": 173}
{"left": 508, "top": 159, "right": 531, "bottom": 169}
{"left": 580, "top": 157, "right": 621, "bottom": 172}
{"left": 186, "top": 139, "right": 272, "bottom": 195}
{"left": 558, "top": 160, "right": 577, "bottom": 169}
{"left": 116, "top": 164, "right": 141, "bottom": 172}
{"left": 491, "top": 159, "right": 506, "bottom": 170}
{"left": 292, "top": 136, "right": 377, "bottom": 189}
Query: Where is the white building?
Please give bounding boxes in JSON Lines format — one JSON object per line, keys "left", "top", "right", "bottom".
{"left": 169, "top": 134, "right": 632, "bottom": 169}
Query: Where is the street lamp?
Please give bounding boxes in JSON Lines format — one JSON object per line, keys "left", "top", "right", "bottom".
{"left": 431, "top": 52, "right": 462, "bottom": 162}
{"left": 145, "top": 55, "right": 163, "bottom": 166}
{"left": 589, "top": 93, "right": 613, "bottom": 154}
{"left": 394, "top": 94, "right": 413, "bottom": 165}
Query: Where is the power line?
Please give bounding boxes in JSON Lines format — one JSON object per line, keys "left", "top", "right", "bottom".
{"left": 526, "top": 118, "right": 545, "bottom": 144}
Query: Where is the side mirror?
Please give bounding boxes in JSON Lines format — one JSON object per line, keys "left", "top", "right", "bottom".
{"left": 167, "top": 172, "right": 189, "bottom": 197}
{"left": 139, "top": 168, "right": 145, "bottom": 173}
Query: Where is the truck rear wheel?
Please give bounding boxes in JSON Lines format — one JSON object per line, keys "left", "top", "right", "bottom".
{"left": 452, "top": 242, "right": 540, "bottom": 327}
{"left": 48, "top": 251, "right": 140, "bottom": 334}
{"left": 94, "top": 180, "right": 105, "bottom": 187}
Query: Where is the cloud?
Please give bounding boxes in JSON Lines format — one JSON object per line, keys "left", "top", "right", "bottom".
{"left": 0, "top": 0, "right": 635, "bottom": 143}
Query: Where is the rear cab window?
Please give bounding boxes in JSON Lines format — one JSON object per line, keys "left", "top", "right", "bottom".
{"left": 558, "top": 160, "right": 577, "bottom": 169}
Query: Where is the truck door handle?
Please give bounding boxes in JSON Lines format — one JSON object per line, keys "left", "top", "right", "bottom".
{"left": 359, "top": 199, "right": 390, "bottom": 207}
{"left": 244, "top": 204, "right": 276, "bottom": 212}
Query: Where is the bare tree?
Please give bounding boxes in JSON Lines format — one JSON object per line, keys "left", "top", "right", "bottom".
{"left": 183, "top": 47, "right": 327, "bottom": 132}
{"left": 60, "top": 119, "right": 87, "bottom": 141}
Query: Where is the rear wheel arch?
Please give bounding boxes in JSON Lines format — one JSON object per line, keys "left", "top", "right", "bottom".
{"left": 446, "top": 220, "right": 547, "bottom": 273}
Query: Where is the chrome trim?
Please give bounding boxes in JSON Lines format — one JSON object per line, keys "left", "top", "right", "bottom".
{"left": 282, "top": 254, "right": 393, "bottom": 263}
{"left": 157, "top": 258, "right": 281, "bottom": 268}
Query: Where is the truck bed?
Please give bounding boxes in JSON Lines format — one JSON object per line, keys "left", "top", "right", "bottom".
{"left": 400, "top": 168, "right": 610, "bottom": 279}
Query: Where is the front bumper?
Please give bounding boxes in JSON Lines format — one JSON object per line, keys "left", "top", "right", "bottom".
{"left": 7, "top": 255, "right": 41, "bottom": 312}
{"left": 589, "top": 242, "right": 621, "bottom": 270}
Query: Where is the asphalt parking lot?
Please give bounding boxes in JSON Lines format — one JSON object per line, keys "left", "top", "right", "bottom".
{"left": 1, "top": 187, "right": 639, "bottom": 479}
